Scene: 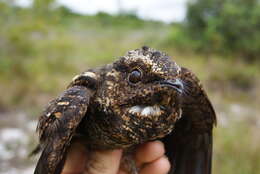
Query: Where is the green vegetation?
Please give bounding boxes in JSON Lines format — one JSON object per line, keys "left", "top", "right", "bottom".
{"left": 166, "top": 0, "right": 260, "bottom": 62}
{"left": 0, "top": 2, "right": 169, "bottom": 109}
{"left": 0, "top": 1, "right": 259, "bottom": 174}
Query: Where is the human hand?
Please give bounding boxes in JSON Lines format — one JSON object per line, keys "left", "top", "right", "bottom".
{"left": 61, "top": 141, "right": 170, "bottom": 174}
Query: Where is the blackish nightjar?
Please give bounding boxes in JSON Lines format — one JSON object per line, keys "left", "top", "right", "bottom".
{"left": 34, "top": 46, "right": 216, "bottom": 174}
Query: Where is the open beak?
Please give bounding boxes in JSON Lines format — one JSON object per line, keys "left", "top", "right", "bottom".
{"left": 159, "top": 79, "right": 184, "bottom": 93}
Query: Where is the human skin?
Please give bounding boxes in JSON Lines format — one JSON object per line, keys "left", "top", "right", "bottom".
{"left": 61, "top": 141, "right": 170, "bottom": 174}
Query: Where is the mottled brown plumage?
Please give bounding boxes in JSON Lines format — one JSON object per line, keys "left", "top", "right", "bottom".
{"left": 34, "top": 46, "right": 216, "bottom": 174}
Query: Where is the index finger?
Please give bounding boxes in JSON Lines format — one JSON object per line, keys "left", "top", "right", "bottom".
{"left": 135, "top": 141, "right": 165, "bottom": 167}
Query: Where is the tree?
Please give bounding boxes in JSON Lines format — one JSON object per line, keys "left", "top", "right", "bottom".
{"left": 182, "top": 0, "right": 260, "bottom": 61}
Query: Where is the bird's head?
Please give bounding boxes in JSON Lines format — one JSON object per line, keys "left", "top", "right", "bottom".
{"left": 71, "top": 46, "right": 183, "bottom": 148}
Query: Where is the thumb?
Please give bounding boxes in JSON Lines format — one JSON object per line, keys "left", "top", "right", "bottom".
{"left": 86, "top": 149, "right": 123, "bottom": 174}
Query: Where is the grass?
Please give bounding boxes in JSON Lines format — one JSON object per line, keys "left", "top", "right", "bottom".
{"left": 214, "top": 121, "right": 260, "bottom": 174}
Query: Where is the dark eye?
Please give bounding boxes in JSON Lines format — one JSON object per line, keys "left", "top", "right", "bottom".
{"left": 128, "top": 69, "right": 142, "bottom": 84}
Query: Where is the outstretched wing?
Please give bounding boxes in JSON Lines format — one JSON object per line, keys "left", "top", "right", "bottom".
{"left": 162, "top": 67, "right": 217, "bottom": 174}
{"left": 34, "top": 86, "right": 95, "bottom": 174}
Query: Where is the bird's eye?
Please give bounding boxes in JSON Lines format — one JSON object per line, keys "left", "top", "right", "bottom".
{"left": 128, "top": 69, "right": 142, "bottom": 84}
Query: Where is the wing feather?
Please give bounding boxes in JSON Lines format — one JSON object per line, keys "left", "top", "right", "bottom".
{"left": 34, "top": 86, "right": 94, "bottom": 174}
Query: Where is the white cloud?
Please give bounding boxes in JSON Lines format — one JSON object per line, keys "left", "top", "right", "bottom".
{"left": 14, "top": 0, "right": 32, "bottom": 7}
{"left": 15, "top": 0, "right": 187, "bottom": 22}
{"left": 57, "top": 0, "right": 187, "bottom": 22}
{"left": 57, "top": 0, "right": 119, "bottom": 14}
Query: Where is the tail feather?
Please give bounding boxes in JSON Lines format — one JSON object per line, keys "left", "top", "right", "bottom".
{"left": 29, "top": 144, "right": 42, "bottom": 157}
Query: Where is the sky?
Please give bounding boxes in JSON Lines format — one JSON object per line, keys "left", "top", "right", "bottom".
{"left": 16, "top": 0, "right": 187, "bottom": 23}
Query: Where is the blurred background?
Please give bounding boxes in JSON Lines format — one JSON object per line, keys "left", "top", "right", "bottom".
{"left": 0, "top": 0, "right": 259, "bottom": 173}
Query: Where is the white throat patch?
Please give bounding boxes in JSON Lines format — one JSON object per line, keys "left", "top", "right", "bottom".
{"left": 129, "top": 105, "right": 162, "bottom": 116}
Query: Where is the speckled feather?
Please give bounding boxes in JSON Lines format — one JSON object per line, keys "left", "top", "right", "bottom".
{"left": 34, "top": 46, "right": 216, "bottom": 174}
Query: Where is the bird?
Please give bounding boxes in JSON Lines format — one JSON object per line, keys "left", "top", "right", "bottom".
{"left": 33, "top": 46, "right": 216, "bottom": 174}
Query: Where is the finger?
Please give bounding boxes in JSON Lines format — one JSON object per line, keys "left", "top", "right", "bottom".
{"left": 62, "top": 142, "right": 87, "bottom": 174}
{"left": 86, "top": 149, "right": 123, "bottom": 174}
{"left": 139, "top": 156, "right": 170, "bottom": 174}
{"left": 135, "top": 141, "right": 165, "bottom": 167}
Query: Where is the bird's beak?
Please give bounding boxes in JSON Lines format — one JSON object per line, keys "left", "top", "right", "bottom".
{"left": 159, "top": 79, "right": 184, "bottom": 93}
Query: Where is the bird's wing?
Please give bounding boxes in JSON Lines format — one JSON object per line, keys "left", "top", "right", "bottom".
{"left": 34, "top": 86, "right": 95, "bottom": 174}
{"left": 162, "top": 67, "right": 217, "bottom": 174}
